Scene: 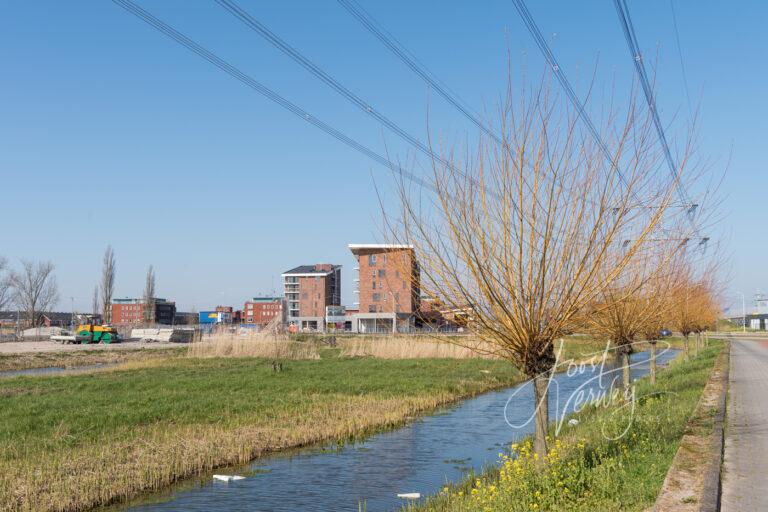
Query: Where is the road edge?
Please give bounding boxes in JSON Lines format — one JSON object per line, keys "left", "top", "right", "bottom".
{"left": 653, "top": 340, "right": 730, "bottom": 512}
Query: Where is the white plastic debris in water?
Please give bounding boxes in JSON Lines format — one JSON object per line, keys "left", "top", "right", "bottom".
{"left": 213, "top": 475, "right": 245, "bottom": 482}
{"left": 397, "top": 493, "right": 421, "bottom": 499}
{"left": 479, "top": 370, "right": 491, "bottom": 374}
{"left": 568, "top": 418, "right": 579, "bottom": 426}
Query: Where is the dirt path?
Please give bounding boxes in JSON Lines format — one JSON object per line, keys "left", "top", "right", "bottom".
{"left": 0, "top": 340, "right": 181, "bottom": 354}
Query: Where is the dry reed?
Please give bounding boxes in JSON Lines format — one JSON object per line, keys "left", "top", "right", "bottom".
{"left": 187, "top": 334, "right": 320, "bottom": 360}
{"left": 339, "top": 336, "right": 497, "bottom": 359}
{"left": 0, "top": 387, "right": 507, "bottom": 511}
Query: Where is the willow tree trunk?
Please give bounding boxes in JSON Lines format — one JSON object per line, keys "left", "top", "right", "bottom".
{"left": 683, "top": 334, "right": 690, "bottom": 362}
{"left": 532, "top": 372, "right": 549, "bottom": 464}
{"left": 694, "top": 332, "right": 700, "bottom": 358}
{"left": 649, "top": 340, "right": 657, "bottom": 385}
{"left": 622, "top": 350, "right": 632, "bottom": 396}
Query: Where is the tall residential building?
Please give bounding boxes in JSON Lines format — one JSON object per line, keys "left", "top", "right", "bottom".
{"left": 282, "top": 264, "right": 341, "bottom": 331}
{"left": 349, "top": 244, "right": 420, "bottom": 333}
{"left": 243, "top": 297, "right": 284, "bottom": 326}
{"left": 111, "top": 298, "right": 177, "bottom": 325}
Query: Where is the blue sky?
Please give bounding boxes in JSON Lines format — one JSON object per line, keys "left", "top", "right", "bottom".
{"left": 1, "top": 1, "right": 765, "bottom": 313}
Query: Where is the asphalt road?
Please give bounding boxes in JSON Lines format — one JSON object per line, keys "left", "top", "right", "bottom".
{"left": 721, "top": 337, "right": 768, "bottom": 511}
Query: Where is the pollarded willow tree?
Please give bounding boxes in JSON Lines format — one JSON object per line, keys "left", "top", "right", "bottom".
{"left": 390, "top": 79, "right": 687, "bottom": 460}
{"left": 639, "top": 272, "right": 677, "bottom": 385}
{"left": 585, "top": 235, "right": 690, "bottom": 392}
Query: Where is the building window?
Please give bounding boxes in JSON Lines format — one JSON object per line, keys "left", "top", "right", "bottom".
{"left": 378, "top": 269, "right": 386, "bottom": 278}
{"left": 372, "top": 293, "right": 381, "bottom": 302}
{"left": 368, "top": 305, "right": 377, "bottom": 313}
{"left": 395, "top": 270, "right": 400, "bottom": 278}
{"left": 368, "top": 254, "right": 377, "bottom": 266}
{"left": 302, "top": 292, "right": 308, "bottom": 300}
{"left": 372, "top": 281, "right": 376, "bottom": 290}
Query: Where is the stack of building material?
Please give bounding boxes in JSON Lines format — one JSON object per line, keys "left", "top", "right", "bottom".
{"left": 22, "top": 327, "right": 65, "bottom": 341}
{"left": 129, "top": 328, "right": 193, "bottom": 343}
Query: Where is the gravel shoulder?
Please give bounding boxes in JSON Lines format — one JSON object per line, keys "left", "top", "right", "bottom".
{"left": 0, "top": 340, "right": 181, "bottom": 354}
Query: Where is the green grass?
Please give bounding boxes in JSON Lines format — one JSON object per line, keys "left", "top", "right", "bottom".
{"left": 1, "top": 357, "right": 518, "bottom": 452}
{"left": 409, "top": 340, "right": 723, "bottom": 512}
{"left": 0, "top": 356, "right": 520, "bottom": 511}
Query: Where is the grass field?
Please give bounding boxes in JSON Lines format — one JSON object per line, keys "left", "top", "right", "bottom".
{"left": 0, "top": 334, "right": 698, "bottom": 511}
{"left": 0, "top": 356, "right": 519, "bottom": 512}
{"left": 407, "top": 340, "right": 723, "bottom": 512}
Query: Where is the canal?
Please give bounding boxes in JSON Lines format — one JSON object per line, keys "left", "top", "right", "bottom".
{"left": 115, "top": 348, "right": 679, "bottom": 511}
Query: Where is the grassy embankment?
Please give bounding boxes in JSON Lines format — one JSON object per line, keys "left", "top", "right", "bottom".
{"left": 408, "top": 339, "right": 723, "bottom": 512}
{"left": 0, "top": 354, "right": 519, "bottom": 512}
{"left": 0, "top": 334, "right": 686, "bottom": 511}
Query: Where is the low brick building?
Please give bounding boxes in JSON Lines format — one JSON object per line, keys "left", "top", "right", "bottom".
{"left": 243, "top": 297, "right": 284, "bottom": 326}
{"left": 112, "top": 298, "right": 176, "bottom": 325}
{"left": 349, "top": 244, "right": 420, "bottom": 333}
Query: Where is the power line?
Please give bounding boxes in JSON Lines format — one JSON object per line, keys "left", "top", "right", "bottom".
{"left": 110, "top": 0, "right": 435, "bottom": 193}
{"left": 511, "top": 0, "right": 704, "bottom": 238}
{"left": 669, "top": 0, "right": 694, "bottom": 122}
{"left": 611, "top": 0, "right": 702, "bottom": 238}
{"left": 510, "top": 0, "right": 638, "bottom": 199}
{"left": 336, "top": 0, "right": 502, "bottom": 145}
{"left": 214, "top": 0, "right": 458, "bottom": 174}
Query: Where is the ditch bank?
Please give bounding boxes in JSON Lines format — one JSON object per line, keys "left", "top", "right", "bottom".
{"left": 653, "top": 340, "right": 730, "bottom": 511}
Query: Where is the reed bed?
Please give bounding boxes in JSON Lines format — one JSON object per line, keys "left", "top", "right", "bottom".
{"left": 1, "top": 394, "right": 457, "bottom": 512}
{"left": 187, "top": 335, "right": 320, "bottom": 359}
{"left": 339, "top": 336, "right": 499, "bottom": 359}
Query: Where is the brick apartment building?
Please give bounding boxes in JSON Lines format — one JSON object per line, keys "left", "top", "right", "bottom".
{"left": 111, "top": 298, "right": 177, "bottom": 325}
{"left": 282, "top": 264, "right": 341, "bottom": 331}
{"left": 243, "top": 297, "right": 284, "bottom": 325}
{"left": 349, "top": 244, "right": 420, "bottom": 333}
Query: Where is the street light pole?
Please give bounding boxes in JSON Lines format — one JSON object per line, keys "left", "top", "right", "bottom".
{"left": 736, "top": 292, "right": 746, "bottom": 332}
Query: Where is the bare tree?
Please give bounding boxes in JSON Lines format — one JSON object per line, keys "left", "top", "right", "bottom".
{"left": 0, "top": 257, "right": 12, "bottom": 312}
{"left": 143, "top": 265, "right": 155, "bottom": 324}
{"left": 100, "top": 246, "right": 116, "bottom": 323}
{"left": 586, "top": 243, "right": 683, "bottom": 393}
{"left": 92, "top": 285, "right": 101, "bottom": 320}
{"left": 639, "top": 275, "right": 676, "bottom": 386}
{"left": 9, "top": 260, "right": 59, "bottom": 327}
{"left": 391, "top": 79, "right": 688, "bottom": 461}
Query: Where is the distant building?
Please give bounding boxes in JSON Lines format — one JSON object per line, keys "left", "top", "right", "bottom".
{"left": 282, "top": 264, "right": 341, "bottom": 331}
{"left": 40, "top": 312, "right": 74, "bottom": 327}
{"left": 349, "top": 244, "right": 420, "bottom": 333}
{"left": 243, "top": 297, "right": 284, "bottom": 326}
{"left": 728, "top": 292, "right": 768, "bottom": 330}
{"left": 754, "top": 293, "right": 768, "bottom": 314}
{"left": 199, "top": 310, "right": 232, "bottom": 324}
{"left": 174, "top": 312, "right": 198, "bottom": 325}
{"left": 112, "top": 298, "right": 177, "bottom": 325}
